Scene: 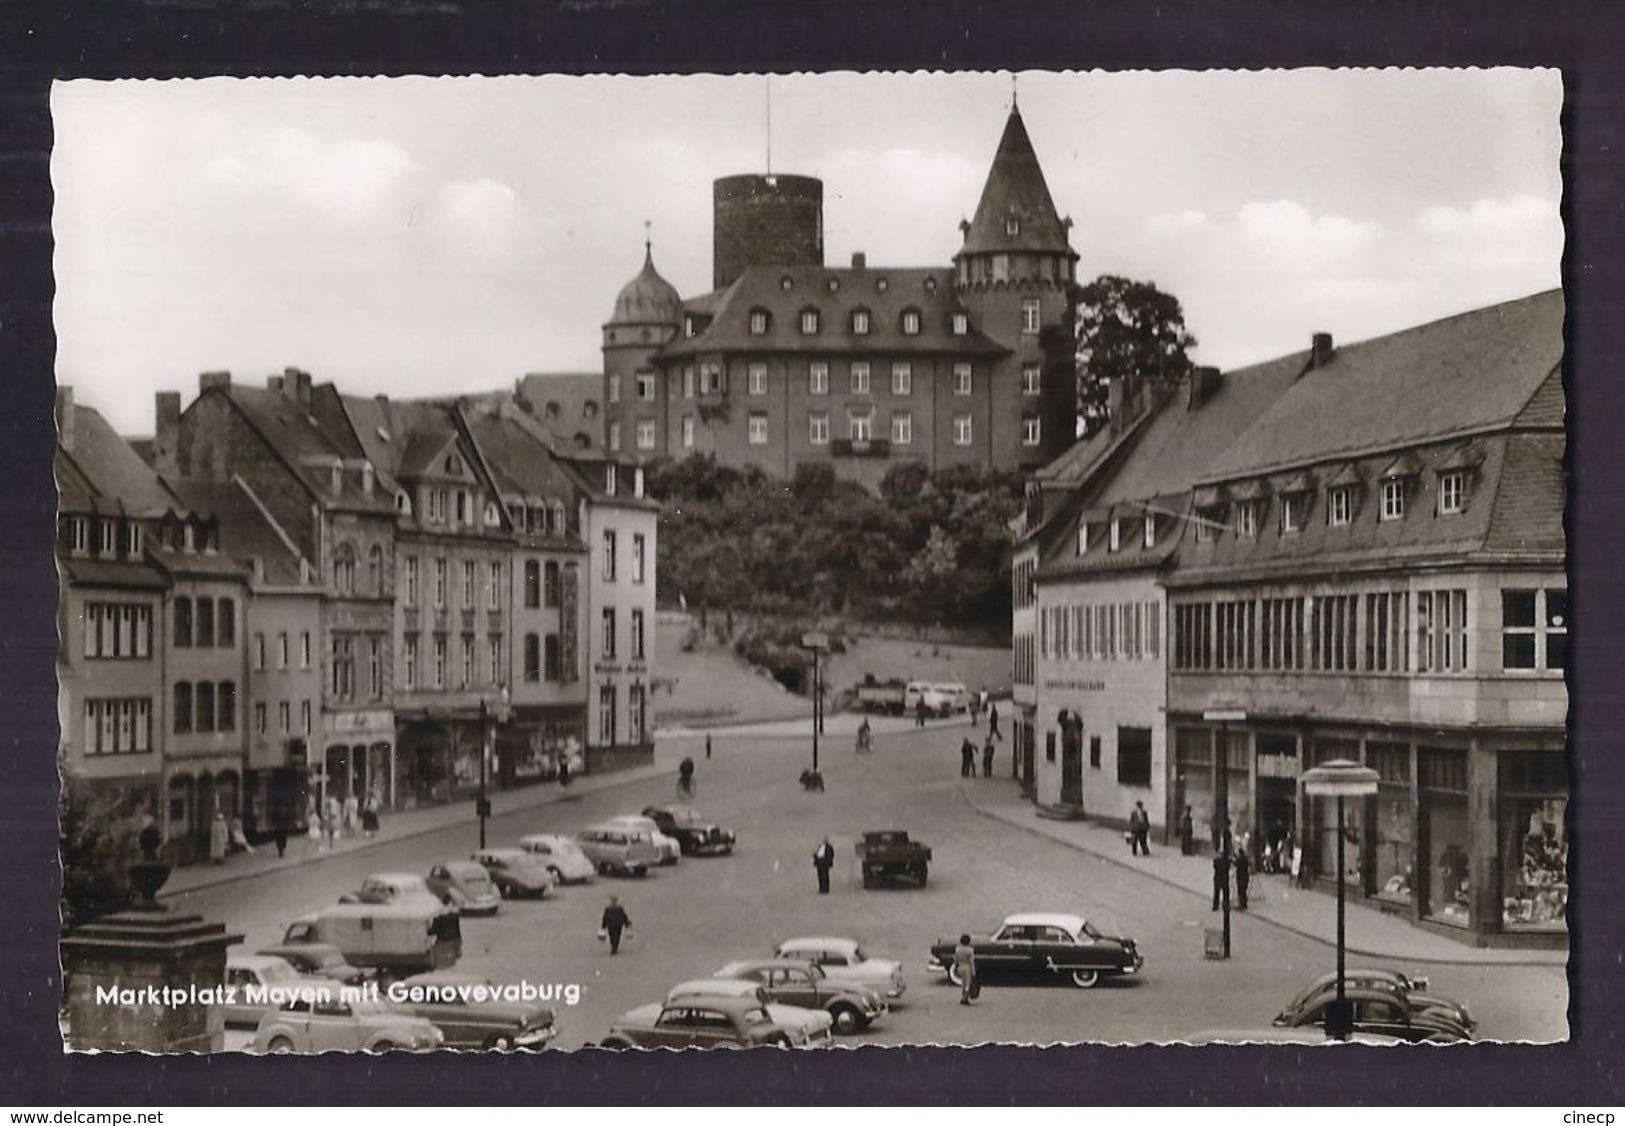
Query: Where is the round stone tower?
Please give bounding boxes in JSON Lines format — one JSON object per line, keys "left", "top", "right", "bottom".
{"left": 712, "top": 173, "right": 824, "bottom": 291}
{"left": 603, "top": 240, "right": 682, "bottom": 459}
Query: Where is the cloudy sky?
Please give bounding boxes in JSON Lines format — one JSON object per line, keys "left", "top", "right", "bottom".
{"left": 53, "top": 70, "right": 1562, "bottom": 435}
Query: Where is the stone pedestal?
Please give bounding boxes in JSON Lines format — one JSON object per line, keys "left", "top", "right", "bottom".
{"left": 61, "top": 909, "right": 241, "bottom": 1052}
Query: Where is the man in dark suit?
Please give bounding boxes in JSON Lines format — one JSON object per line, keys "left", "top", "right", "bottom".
{"left": 813, "top": 838, "right": 836, "bottom": 894}
{"left": 600, "top": 896, "right": 631, "bottom": 954}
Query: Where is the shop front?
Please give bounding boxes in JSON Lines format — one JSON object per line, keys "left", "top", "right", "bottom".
{"left": 320, "top": 708, "right": 395, "bottom": 809}
{"left": 505, "top": 705, "right": 587, "bottom": 786}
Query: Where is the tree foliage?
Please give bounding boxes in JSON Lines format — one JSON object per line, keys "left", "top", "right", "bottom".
{"left": 1076, "top": 275, "right": 1198, "bottom": 438}
{"left": 60, "top": 778, "right": 143, "bottom": 928}
{"left": 648, "top": 456, "right": 1024, "bottom": 637}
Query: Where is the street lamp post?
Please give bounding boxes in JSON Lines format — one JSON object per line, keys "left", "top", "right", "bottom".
{"left": 1302, "top": 758, "right": 1380, "bottom": 1041}
{"left": 1203, "top": 706, "right": 1247, "bottom": 960}
{"left": 801, "top": 632, "right": 829, "bottom": 776}
{"left": 476, "top": 699, "right": 491, "bottom": 850}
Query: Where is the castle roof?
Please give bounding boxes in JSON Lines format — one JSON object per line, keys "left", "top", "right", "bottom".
{"left": 607, "top": 244, "right": 683, "bottom": 328}
{"left": 958, "top": 108, "right": 1074, "bottom": 259}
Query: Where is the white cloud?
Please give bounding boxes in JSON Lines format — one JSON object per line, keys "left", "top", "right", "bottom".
{"left": 431, "top": 178, "right": 522, "bottom": 269}
{"left": 1146, "top": 209, "right": 1210, "bottom": 236}
{"left": 1414, "top": 194, "right": 1563, "bottom": 277}
{"left": 1234, "top": 200, "right": 1379, "bottom": 268}
{"left": 203, "top": 127, "right": 418, "bottom": 225}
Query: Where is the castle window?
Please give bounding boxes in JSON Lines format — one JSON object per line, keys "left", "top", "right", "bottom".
{"left": 636, "top": 420, "right": 656, "bottom": 451}
{"left": 1380, "top": 478, "right": 1406, "bottom": 522}
{"left": 1022, "top": 416, "right": 1041, "bottom": 447}
{"left": 1237, "top": 501, "right": 1259, "bottom": 538}
{"left": 1329, "top": 486, "right": 1353, "bottom": 527}
{"left": 924, "top": 276, "right": 937, "bottom": 294}
{"left": 1022, "top": 298, "right": 1041, "bottom": 334}
{"left": 1143, "top": 515, "right": 1157, "bottom": 548}
{"left": 876, "top": 277, "right": 889, "bottom": 292}
{"left": 951, "top": 313, "right": 968, "bottom": 336}
{"left": 800, "top": 308, "right": 820, "bottom": 335}
{"left": 748, "top": 363, "right": 768, "bottom": 396}
{"left": 891, "top": 412, "right": 913, "bottom": 445}
{"left": 848, "top": 411, "right": 873, "bottom": 443}
{"left": 851, "top": 309, "right": 871, "bottom": 335}
{"left": 635, "top": 373, "right": 655, "bottom": 401}
{"left": 1438, "top": 471, "right": 1466, "bottom": 515}
{"left": 1006, "top": 217, "right": 1021, "bottom": 236}
{"left": 1281, "top": 495, "right": 1302, "bottom": 533}
{"left": 748, "top": 413, "right": 768, "bottom": 446}
{"left": 809, "top": 362, "right": 829, "bottom": 396}
{"left": 809, "top": 413, "right": 829, "bottom": 446}
{"left": 780, "top": 275, "right": 794, "bottom": 291}
{"left": 850, "top": 362, "right": 871, "bottom": 395}
{"left": 952, "top": 414, "right": 973, "bottom": 446}
{"left": 1022, "top": 364, "right": 1041, "bottom": 395}
{"left": 953, "top": 363, "right": 973, "bottom": 396}
{"left": 827, "top": 277, "right": 839, "bottom": 292}
{"left": 748, "top": 309, "right": 770, "bottom": 335}
{"left": 992, "top": 255, "right": 1009, "bottom": 281}
{"left": 1076, "top": 524, "right": 1089, "bottom": 555}
{"left": 684, "top": 316, "right": 697, "bottom": 338}
{"left": 608, "top": 375, "right": 621, "bottom": 404}
{"left": 901, "top": 308, "right": 921, "bottom": 335}
{"left": 1110, "top": 519, "right": 1122, "bottom": 552}
{"left": 891, "top": 362, "right": 911, "bottom": 396}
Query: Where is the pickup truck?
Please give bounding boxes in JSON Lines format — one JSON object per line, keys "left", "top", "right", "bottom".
{"left": 856, "top": 829, "right": 932, "bottom": 888}
{"left": 855, "top": 678, "right": 908, "bottom": 715}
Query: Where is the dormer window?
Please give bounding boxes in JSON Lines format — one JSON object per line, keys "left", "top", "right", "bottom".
{"left": 128, "top": 523, "right": 144, "bottom": 558}
{"left": 924, "top": 276, "right": 938, "bottom": 294}
{"left": 1076, "top": 523, "right": 1089, "bottom": 555}
{"left": 553, "top": 501, "right": 567, "bottom": 533}
{"left": 329, "top": 462, "right": 342, "bottom": 495}
{"left": 1380, "top": 478, "right": 1406, "bottom": 521}
{"left": 901, "top": 308, "right": 921, "bottom": 335}
{"left": 684, "top": 316, "right": 697, "bottom": 338}
{"left": 799, "top": 308, "right": 820, "bottom": 335}
{"left": 485, "top": 502, "right": 501, "bottom": 527}
{"left": 851, "top": 309, "right": 871, "bottom": 335}
{"left": 1438, "top": 471, "right": 1466, "bottom": 515}
{"left": 1006, "top": 217, "right": 1021, "bottom": 236}
{"left": 1195, "top": 508, "right": 1219, "bottom": 544}
{"left": 780, "top": 275, "right": 794, "bottom": 291}
{"left": 1142, "top": 515, "right": 1156, "bottom": 549}
{"left": 1329, "top": 487, "right": 1354, "bottom": 527}
{"left": 68, "top": 516, "right": 88, "bottom": 554}
{"left": 606, "top": 464, "right": 618, "bottom": 496}
{"left": 1281, "top": 495, "right": 1301, "bottom": 533}
{"left": 748, "top": 309, "right": 770, "bottom": 335}
{"left": 1109, "top": 519, "right": 1122, "bottom": 552}
{"left": 1237, "top": 501, "right": 1259, "bottom": 539}
{"left": 826, "top": 277, "right": 839, "bottom": 292}
{"left": 396, "top": 491, "right": 411, "bottom": 515}
{"left": 952, "top": 313, "right": 968, "bottom": 336}
{"left": 360, "top": 463, "right": 374, "bottom": 495}
{"left": 876, "top": 277, "right": 889, "bottom": 293}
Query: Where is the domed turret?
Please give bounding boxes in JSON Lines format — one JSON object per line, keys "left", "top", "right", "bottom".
{"left": 608, "top": 242, "right": 682, "bottom": 328}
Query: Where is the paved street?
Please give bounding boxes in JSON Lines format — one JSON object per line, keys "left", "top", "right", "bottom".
{"left": 174, "top": 721, "right": 1569, "bottom": 1049}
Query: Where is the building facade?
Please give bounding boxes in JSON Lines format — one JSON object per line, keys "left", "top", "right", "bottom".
{"left": 600, "top": 106, "right": 1078, "bottom": 483}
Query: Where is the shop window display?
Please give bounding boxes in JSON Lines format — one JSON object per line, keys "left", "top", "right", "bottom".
{"left": 1501, "top": 796, "right": 1567, "bottom": 931}
{"left": 1368, "top": 741, "right": 1414, "bottom": 904}
{"left": 1424, "top": 796, "right": 1472, "bottom": 926}
{"left": 1173, "top": 727, "right": 1213, "bottom": 846}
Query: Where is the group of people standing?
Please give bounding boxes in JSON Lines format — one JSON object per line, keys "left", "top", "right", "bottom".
{"left": 299, "top": 789, "right": 382, "bottom": 855}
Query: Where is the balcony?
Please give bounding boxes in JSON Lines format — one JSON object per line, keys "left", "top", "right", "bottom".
{"left": 831, "top": 438, "right": 892, "bottom": 458}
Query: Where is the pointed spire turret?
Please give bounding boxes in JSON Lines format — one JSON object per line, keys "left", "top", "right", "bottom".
{"left": 957, "top": 105, "right": 1074, "bottom": 259}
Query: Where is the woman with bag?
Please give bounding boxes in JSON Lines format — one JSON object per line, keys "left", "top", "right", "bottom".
{"left": 953, "top": 934, "right": 977, "bottom": 1005}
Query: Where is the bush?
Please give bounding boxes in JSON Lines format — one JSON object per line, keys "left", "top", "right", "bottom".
{"left": 60, "top": 779, "right": 144, "bottom": 928}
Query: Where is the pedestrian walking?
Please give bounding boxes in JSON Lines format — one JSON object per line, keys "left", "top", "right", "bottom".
{"left": 558, "top": 755, "right": 572, "bottom": 790}
{"left": 705, "top": 735, "right": 713, "bottom": 760}
{"left": 1179, "top": 805, "right": 1195, "bottom": 856}
{"left": 325, "top": 795, "right": 341, "bottom": 850}
{"left": 987, "top": 703, "right": 1001, "bottom": 741}
{"left": 343, "top": 792, "right": 359, "bottom": 838}
{"left": 677, "top": 756, "right": 696, "bottom": 797}
{"left": 915, "top": 698, "right": 927, "bottom": 728}
{"left": 208, "top": 809, "right": 229, "bottom": 865}
{"left": 362, "top": 789, "right": 380, "bottom": 837}
{"left": 960, "top": 737, "right": 976, "bottom": 778}
{"left": 305, "top": 795, "right": 321, "bottom": 855}
{"left": 1212, "top": 848, "right": 1231, "bottom": 911}
{"left": 981, "top": 735, "right": 995, "bottom": 778}
{"left": 813, "top": 837, "right": 836, "bottom": 894}
{"left": 953, "top": 934, "right": 977, "bottom": 1005}
{"left": 598, "top": 896, "right": 632, "bottom": 955}
{"left": 1234, "top": 848, "right": 1251, "bottom": 910}
{"left": 855, "top": 718, "right": 872, "bottom": 754}
{"left": 1129, "top": 801, "right": 1152, "bottom": 856}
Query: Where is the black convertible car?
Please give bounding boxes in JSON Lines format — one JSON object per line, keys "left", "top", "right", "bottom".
{"left": 928, "top": 912, "right": 1144, "bottom": 989}
{"left": 642, "top": 805, "right": 737, "bottom": 855}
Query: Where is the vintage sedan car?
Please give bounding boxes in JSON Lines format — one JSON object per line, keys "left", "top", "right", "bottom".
{"left": 254, "top": 943, "right": 365, "bottom": 986}
{"left": 714, "top": 958, "right": 887, "bottom": 1035}
{"left": 338, "top": 872, "right": 447, "bottom": 913}
{"left": 223, "top": 953, "right": 333, "bottom": 1030}
{"left": 517, "top": 834, "right": 598, "bottom": 884}
{"left": 424, "top": 861, "right": 502, "bottom": 916}
{"left": 390, "top": 972, "right": 556, "bottom": 1050}
{"left": 641, "top": 805, "right": 737, "bottom": 856}
{"left": 576, "top": 823, "right": 662, "bottom": 877}
{"left": 600, "top": 995, "right": 795, "bottom": 1050}
{"left": 664, "top": 979, "right": 831, "bottom": 1044}
{"left": 773, "top": 937, "right": 906, "bottom": 999}
{"left": 605, "top": 815, "right": 682, "bottom": 865}
{"left": 1274, "top": 983, "right": 1473, "bottom": 1042}
{"left": 928, "top": 912, "right": 1144, "bottom": 989}
{"left": 251, "top": 996, "right": 444, "bottom": 1053}
{"left": 469, "top": 849, "right": 558, "bottom": 899}
{"left": 1276, "top": 969, "right": 1475, "bottom": 1034}
{"left": 1185, "top": 1028, "right": 1405, "bottom": 1045}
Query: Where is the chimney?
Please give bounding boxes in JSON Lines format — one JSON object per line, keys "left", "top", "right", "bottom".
{"left": 154, "top": 391, "right": 181, "bottom": 479}
{"left": 1106, "top": 378, "right": 1126, "bottom": 433}
{"left": 199, "top": 370, "right": 232, "bottom": 393}
{"left": 284, "top": 367, "right": 312, "bottom": 408}
{"left": 851, "top": 251, "right": 867, "bottom": 269}
{"left": 1186, "top": 366, "right": 1223, "bottom": 411}
{"left": 267, "top": 375, "right": 285, "bottom": 393}
{"left": 1310, "top": 332, "right": 1335, "bottom": 370}
{"left": 55, "top": 385, "right": 74, "bottom": 453}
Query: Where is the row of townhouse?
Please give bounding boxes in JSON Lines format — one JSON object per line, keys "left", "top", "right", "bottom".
{"left": 1011, "top": 290, "right": 1567, "bottom": 948}
{"left": 56, "top": 371, "right": 657, "bottom": 861}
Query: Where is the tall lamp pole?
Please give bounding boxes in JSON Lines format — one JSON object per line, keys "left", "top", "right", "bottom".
{"left": 801, "top": 632, "right": 829, "bottom": 776}
{"left": 1203, "top": 706, "right": 1247, "bottom": 961}
{"left": 476, "top": 699, "right": 490, "bottom": 850}
{"left": 1302, "top": 759, "right": 1380, "bottom": 1041}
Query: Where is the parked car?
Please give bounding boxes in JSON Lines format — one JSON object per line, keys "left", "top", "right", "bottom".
{"left": 1276, "top": 969, "right": 1475, "bottom": 1034}
{"left": 517, "top": 834, "right": 598, "bottom": 884}
{"left": 338, "top": 873, "right": 447, "bottom": 913}
{"left": 600, "top": 995, "right": 795, "bottom": 1049}
{"left": 927, "top": 912, "right": 1145, "bottom": 990}
{"left": 281, "top": 903, "right": 462, "bottom": 978}
{"left": 773, "top": 937, "right": 906, "bottom": 999}
{"left": 255, "top": 943, "right": 365, "bottom": 986}
{"left": 1185, "top": 1028, "right": 1405, "bottom": 1045}
{"left": 469, "top": 848, "right": 557, "bottom": 899}
{"left": 855, "top": 678, "right": 908, "bottom": 716}
{"left": 641, "top": 805, "right": 737, "bottom": 856}
{"left": 664, "top": 979, "right": 831, "bottom": 1044}
{"left": 930, "top": 681, "right": 971, "bottom": 713}
{"left": 223, "top": 953, "right": 332, "bottom": 1030}
{"left": 856, "top": 829, "right": 931, "bottom": 887}
{"left": 1273, "top": 983, "right": 1473, "bottom": 1042}
{"left": 424, "top": 861, "right": 502, "bottom": 916}
{"left": 604, "top": 815, "right": 681, "bottom": 865}
{"left": 390, "top": 971, "right": 557, "bottom": 1050}
{"left": 714, "top": 958, "right": 887, "bottom": 1035}
{"left": 576, "top": 822, "right": 662, "bottom": 877}
{"left": 251, "top": 996, "right": 443, "bottom": 1053}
